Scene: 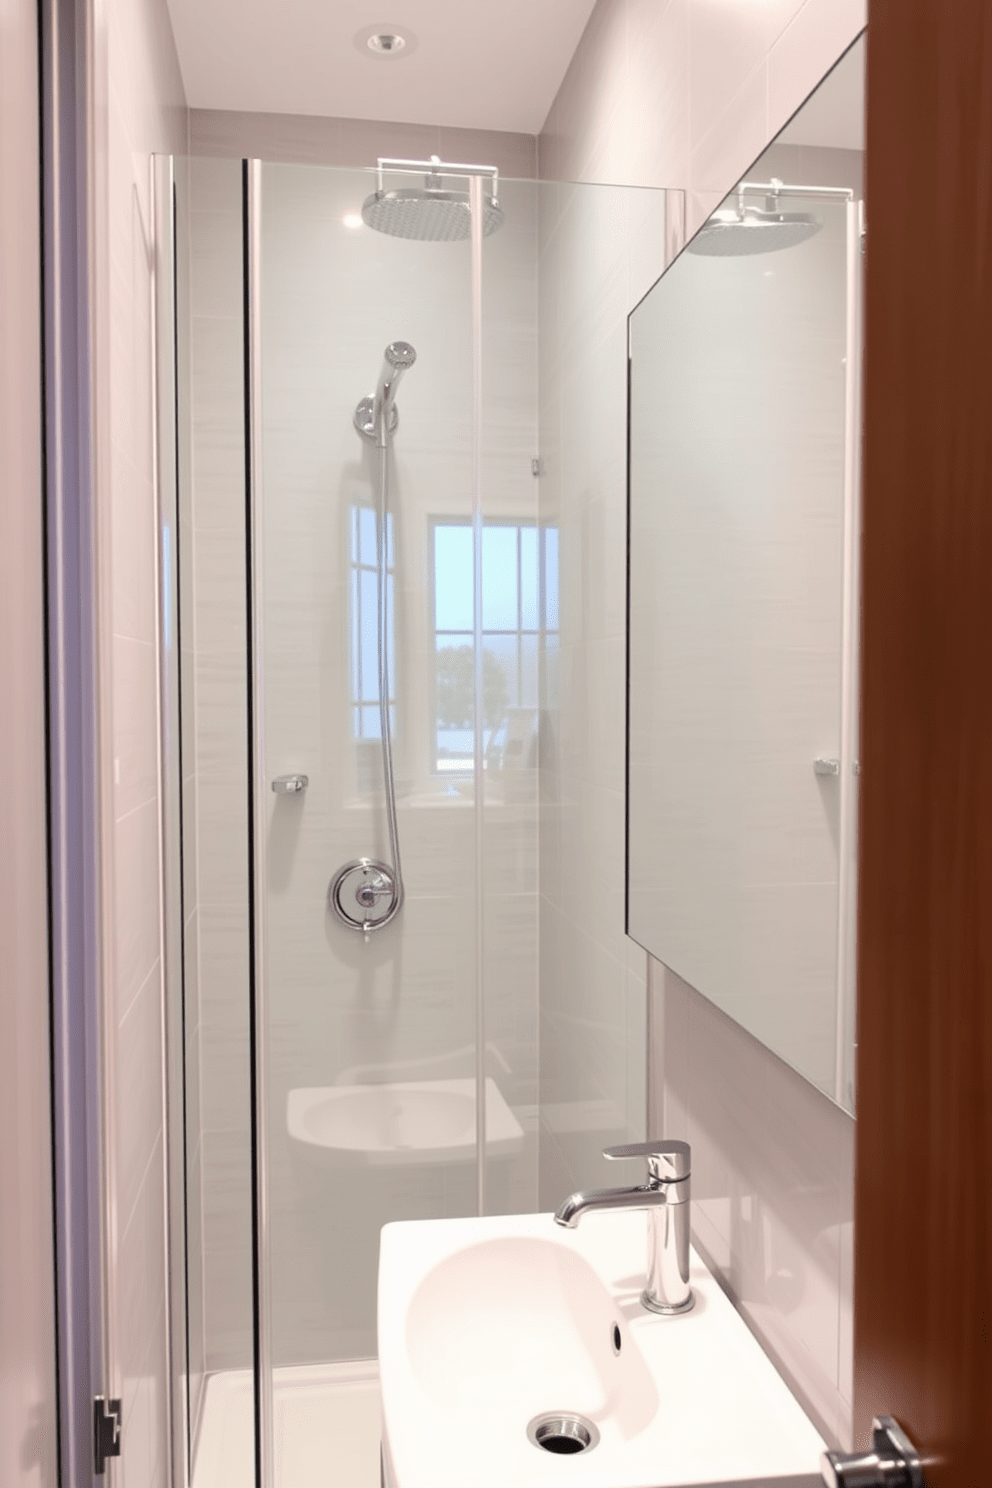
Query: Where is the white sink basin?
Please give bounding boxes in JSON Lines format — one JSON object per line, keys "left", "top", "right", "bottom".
{"left": 378, "top": 1211, "right": 826, "bottom": 1488}
{"left": 287, "top": 1078, "right": 525, "bottom": 1165}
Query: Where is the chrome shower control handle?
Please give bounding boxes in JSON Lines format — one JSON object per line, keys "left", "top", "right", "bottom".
{"left": 329, "top": 858, "right": 402, "bottom": 934}
{"left": 356, "top": 874, "right": 393, "bottom": 908}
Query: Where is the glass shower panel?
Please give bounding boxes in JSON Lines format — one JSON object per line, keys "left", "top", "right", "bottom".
{"left": 255, "top": 162, "right": 531, "bottom": 1390}
{"left": 174, "top": 165, "right": 669, "bottom": 1487}
{"left": 182, "top": 154, "right": 257, "bottom": 1488}
{"left": 477, "top": 179, "right": 541, "bottom": 1217}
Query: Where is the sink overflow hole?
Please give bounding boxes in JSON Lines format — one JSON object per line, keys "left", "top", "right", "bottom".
{"left": 612, "top": 1324, "right": 622, "bottom": 1355}
{"left": 527, "top": 1414, "right": 600, "bottom": 1456}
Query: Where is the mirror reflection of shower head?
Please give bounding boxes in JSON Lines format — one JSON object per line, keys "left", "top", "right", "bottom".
{"left": 689, "top": 181, "right": 824, "bottom": 257}
{"left": 354, "top": 341, "right": 417, "bottom": 444}
{"left": 362, "top": 156, "right": 505, "bottom": 241}
{"left": 688, "top": 203, "right": 822, "bottom": 257}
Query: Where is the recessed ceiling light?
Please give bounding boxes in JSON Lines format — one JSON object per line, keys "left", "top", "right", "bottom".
{"left": 368, "top": 32, "right": 404, "bottom": 55}
{"left": 343, "top": 213, "right": 364, "bottom": 230}
{"left": 352, "top": 24, "right": 418, "bottom": 61}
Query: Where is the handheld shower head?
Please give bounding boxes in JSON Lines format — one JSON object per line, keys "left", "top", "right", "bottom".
{"left": 384, "top": 341, "right": 416, "bottom": 371}
{"left": 354, "top": 341, "right": 417, "bottom": 446}
{"left": 377, "top": 341, "right": 416, "bottom": 439}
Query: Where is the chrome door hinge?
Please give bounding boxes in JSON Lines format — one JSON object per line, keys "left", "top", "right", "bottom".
{"left": 822, "top": 1415, "right": 923, "bottom": 1486}
{"left": 94, "top": 1396, "right": 122, "bottom": 1475}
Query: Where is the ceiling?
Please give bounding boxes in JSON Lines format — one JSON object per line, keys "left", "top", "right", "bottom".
{"left": 165, "top": 0, "right": 600, "bottom": 135}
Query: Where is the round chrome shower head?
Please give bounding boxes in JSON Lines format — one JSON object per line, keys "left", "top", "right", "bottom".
{"left": 688, "top": 206, "right": 822, "bottom": 257}
{"left": 361, "top": 187, "right": 505, "bottom": 242}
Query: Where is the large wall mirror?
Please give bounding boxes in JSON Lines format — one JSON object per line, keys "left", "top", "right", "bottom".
{"left": 626, "top": 36, "right": 865, "bottom": 1114}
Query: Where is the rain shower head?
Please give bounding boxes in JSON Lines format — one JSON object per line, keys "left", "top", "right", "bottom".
{"left": 361, "top": 156, "right": 505, "bottom": 241}
{"left": 688, "top": 204, "right": 822, "bottom": 257}
{"left": 362, "top": 187, "right": 505, "bottom": 241}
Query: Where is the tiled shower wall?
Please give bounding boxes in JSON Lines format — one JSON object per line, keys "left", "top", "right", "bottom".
{"left": 536, "top": 0, "right": 864, "bottom": 1450}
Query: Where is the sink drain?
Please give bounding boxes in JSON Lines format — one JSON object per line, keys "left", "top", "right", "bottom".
{"left": 527, "top": 1413, "right": 600, "bottom": 1456}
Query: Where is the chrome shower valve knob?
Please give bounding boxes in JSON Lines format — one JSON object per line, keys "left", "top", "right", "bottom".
{"left": 355, "top": 873, "right": 393, "bottom": 908}
{"left": 329, "top": 858, "right": 402, "bottom": 933}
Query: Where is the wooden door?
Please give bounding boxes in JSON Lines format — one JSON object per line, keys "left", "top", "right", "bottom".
{"left": 856, "top": 2, "right": 992, "bottom": 1481}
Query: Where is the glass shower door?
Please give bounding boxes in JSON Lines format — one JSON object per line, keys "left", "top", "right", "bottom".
{"left": 249, "top": 160, "right": 541, "bottom": 1482}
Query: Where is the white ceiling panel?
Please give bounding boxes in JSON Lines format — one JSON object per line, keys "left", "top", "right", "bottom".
{"left": 166, "top": 0, "right": 600, "bottom": 135}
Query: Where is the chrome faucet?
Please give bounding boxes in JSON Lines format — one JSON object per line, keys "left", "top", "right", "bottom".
{"left": 553, "top": 1140, "right": 693, "bottom": 1315}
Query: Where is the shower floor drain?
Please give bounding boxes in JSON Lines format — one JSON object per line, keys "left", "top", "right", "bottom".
{"left": 527, "top": 1413, "right": 600, "bottom": 1456}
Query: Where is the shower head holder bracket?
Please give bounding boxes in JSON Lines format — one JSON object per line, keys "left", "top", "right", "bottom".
{"left": 354, "top": 394, "right": 398, "bottom": 444}
{"left": 374, "top": 154, "right": 499, "bottom": 199}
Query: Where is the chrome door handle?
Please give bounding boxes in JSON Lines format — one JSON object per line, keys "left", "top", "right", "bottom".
{"left": 821, "top": 1416, "right": 924, "bottom": 1487}
{"left": 271, "top": 773, "right": 308, "bottom": 794}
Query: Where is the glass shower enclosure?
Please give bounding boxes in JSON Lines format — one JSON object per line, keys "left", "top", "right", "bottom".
{"left": 164, "top": 153, "right": 554, "bottom": 1488}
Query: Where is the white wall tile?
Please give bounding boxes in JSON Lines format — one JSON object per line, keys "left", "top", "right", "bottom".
{"left": 624, "top": 0, "right": 691, "bottom": 190}
{"left": 116, "top": 963, "right": 166, "bottom": 1236}
{"left": 768, "top": 0, "right": 868, "bottom": 140}
{"left": 118, "top": 1134, "right": 168, "bottom": 1480}
{"left": 190, "top": 111, "right": 536, "bottom": 179}
{"left": 652, "top": 962, "right": 855, "bottom": 1446}
{"left": 114, "top": 799, "right": 163, "bottom": 1019}
{"left": 686, "top": 0, "right": 771, "bottom": 146}
{"left": 113, "top": 635, "right": 160, "bottom": 818}
{"left": 689, "top": 62, "right": 769, "bottom": 194}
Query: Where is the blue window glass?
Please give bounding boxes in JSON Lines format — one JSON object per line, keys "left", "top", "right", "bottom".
{"left": 431, "top": 519, "right": 559, "bottom": 772}
{"left": 349, "top": 506, "right": 395, "bottom": 740}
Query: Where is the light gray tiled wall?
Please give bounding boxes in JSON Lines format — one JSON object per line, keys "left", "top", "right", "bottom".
{"left": 652, "top": 962, "right": 855, "bottom": 1446}
{"left": 536, "top": 0, "right": 865, "bottom": 1452}
{"left": 539, "top": 0, "right": 868, "bottom": 232}
{"left": 103, "top": 0, "right": 188, "bottom": 1481}
{"left": 190, "top": 110, "right": 537, "bottom": 179}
